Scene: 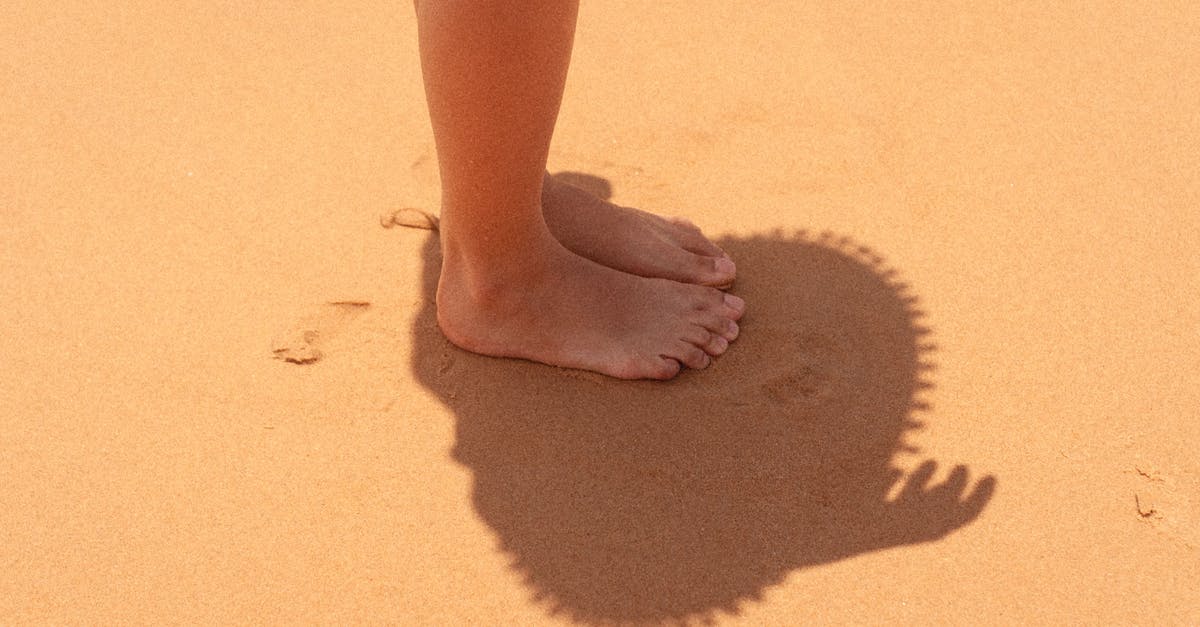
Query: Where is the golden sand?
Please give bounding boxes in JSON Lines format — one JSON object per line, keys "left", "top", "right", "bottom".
{"left": 2, "top": 2, "right": 1196, "bottom": 623}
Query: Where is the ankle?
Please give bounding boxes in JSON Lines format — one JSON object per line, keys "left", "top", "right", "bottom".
{"left": 440, "top": 234, "right": 563, "bottom": 306}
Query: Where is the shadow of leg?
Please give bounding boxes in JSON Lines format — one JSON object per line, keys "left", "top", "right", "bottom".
{"left": 407, "top": 183, "right": 996, "bottom": 624}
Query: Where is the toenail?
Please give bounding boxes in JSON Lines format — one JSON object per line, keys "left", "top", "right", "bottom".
{"left": 715, "top": 257, "right": 736, "bottom": 275}
{"left": 724, "top": 293, "right": 745, "bottom": 311}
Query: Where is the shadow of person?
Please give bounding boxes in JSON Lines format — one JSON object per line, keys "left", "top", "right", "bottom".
{"left": 409, "top": 172, "right": 995, "bottom": 624}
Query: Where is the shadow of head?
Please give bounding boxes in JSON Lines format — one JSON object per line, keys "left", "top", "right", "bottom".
{"left": 409, "top": 180, "right": 995, "bottom": 624}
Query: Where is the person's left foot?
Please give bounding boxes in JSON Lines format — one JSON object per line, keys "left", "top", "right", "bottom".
{"left": 540, "top": 172, "right": 736, "bottom": 288}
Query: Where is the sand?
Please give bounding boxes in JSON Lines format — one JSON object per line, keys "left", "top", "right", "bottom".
{"left": 2, "top": 1, "right": 1197, "bottom": 624}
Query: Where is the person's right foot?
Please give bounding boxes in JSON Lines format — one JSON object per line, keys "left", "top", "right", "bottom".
{"left": 436, "top": 234, "right": 744, "bottom": 380}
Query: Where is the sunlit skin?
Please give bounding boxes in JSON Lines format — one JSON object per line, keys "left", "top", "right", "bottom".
{"left": 417, "top": 0, "right": 743, "bottom": 379}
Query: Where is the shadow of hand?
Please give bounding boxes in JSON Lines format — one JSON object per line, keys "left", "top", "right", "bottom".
{"left": 410, "top": 224, "right": 996, "bottom": 624}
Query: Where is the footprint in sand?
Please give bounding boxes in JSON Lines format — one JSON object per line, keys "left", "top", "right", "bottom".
{"left": 271, "top": 301, "right": 372, "bottom": 365}
{"left": 760, "top": 331, "right": 856, "bottom": 406}
{"left": 408, "top": 224, "right": 994, "bottom": 624}
{"left": 762, "top": 365, "right": 831, "bottom": 404}
{"left": 1129, "top": 466, "right": 1198, "bottom": 549}
{"left": 268, "top": 206, "right": 433, "bottom": 365}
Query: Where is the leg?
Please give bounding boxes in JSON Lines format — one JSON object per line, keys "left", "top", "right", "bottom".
{"left": 418, "top": 0, "right": 744, "bottom": 379}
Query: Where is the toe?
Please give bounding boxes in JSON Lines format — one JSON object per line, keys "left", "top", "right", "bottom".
{"left": 707, "top": 256, "right": 737, "bottom": 288}
{"left": 667, "top": 342, "right": 711, "bottom": 370}
{"left": 689, "top": 239, "right": 729, "bottom": 259}
{"left": 629, "top": 354, "right": 681, "bottom": 380}
{"left": 721, "top": 293, "right": 746, "bottom": 319}
{"left": 680, "top": 325, "right": 712, "bottom": 345}
{"left": 649, "top": 357, "right": 683, "bottom": 379}
{"left": 666, "top": 216, "right": 729, "bottom": 258}
{"left": 697, "top": 288, "right": 746, "bottom": 320}
{"left": 702, "top": 333, "right": 729, "bottom": 356}
{"left": 680, "top": 326, "right": 728, "bottom": 357}
{"left": 670, "top": 249, "right": 735, "bottom": 287}
{"left": 680, "top": 232, "right": 728, "bottom": 258}
{"left": 694, "top": 286, "right": 728, "bottom": 311}
{"left": 693, "top": 312, "right": 739, "bottom": 342}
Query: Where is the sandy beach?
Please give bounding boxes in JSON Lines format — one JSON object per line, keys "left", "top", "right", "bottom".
{"left": 3, "top": 1, "right": 1197, "bottom": 623}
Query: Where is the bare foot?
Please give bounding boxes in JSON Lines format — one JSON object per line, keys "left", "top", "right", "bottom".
{"left": 541, "top": 172, "right": 737, "bottom": 288}
{"left": 437, "top": 232, "right": 745, "bottom": 380}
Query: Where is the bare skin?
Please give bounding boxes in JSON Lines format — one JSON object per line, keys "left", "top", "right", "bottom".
{"left": 541, "top": 172, "right": 737, "bottom": 288}
{"left": 438, "top": 230, "right": 744, "bottom": 379}
{"left": 417, "top": 0, "right": 743, "bottom": 379}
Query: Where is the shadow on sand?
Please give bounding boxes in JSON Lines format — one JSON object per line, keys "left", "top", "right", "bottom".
{"left": 409, "top": 172, "right": 995, "bottom": 624}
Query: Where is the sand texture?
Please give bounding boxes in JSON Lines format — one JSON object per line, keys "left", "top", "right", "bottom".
{"left": 3, "top": 1, "right": 1198, "bottom": 624}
